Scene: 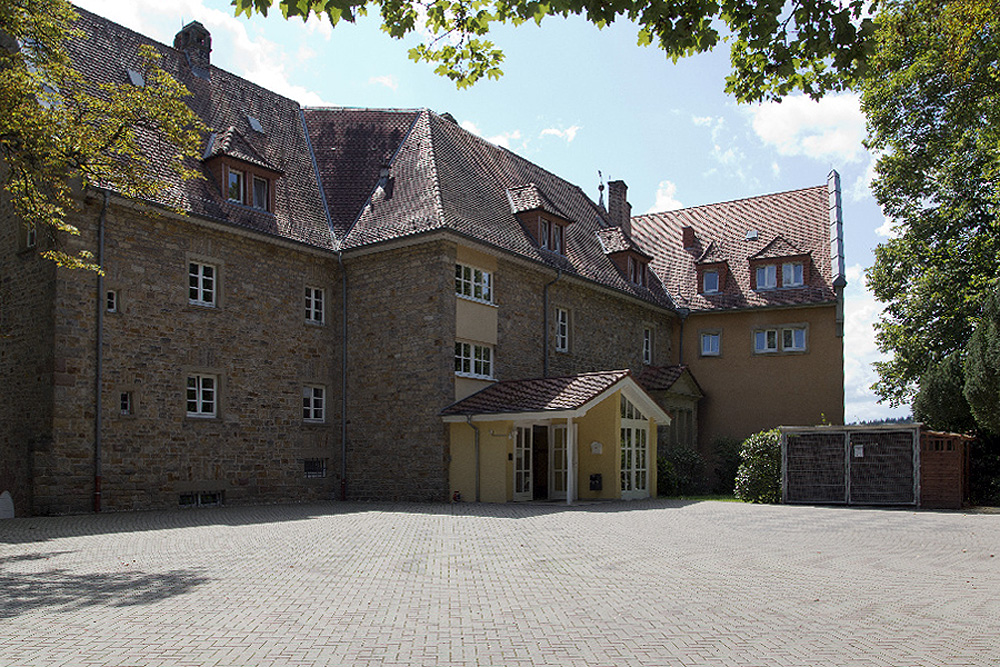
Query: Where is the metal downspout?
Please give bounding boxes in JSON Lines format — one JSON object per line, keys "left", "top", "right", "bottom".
{"left": 338, "top": 250, "right": 348, "bottom": 501}
{"left": 466, "top": 416, "right": 480, "bottom": 502}
{"left": 542, "top": 268, "right": 563, "bottom": 378}
{"left": 94, "top": 191, "right": 108, "bottom": 513}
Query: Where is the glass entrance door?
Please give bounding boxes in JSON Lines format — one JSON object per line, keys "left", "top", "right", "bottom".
{"left": 514, "top": 426, "right": 532, "bottom": 501}
{"left": 549, "top": 425, "right": 568, "bottom": 500}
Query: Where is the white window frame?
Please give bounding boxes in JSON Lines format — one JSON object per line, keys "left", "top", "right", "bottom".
{"left": 106, "top": 290, "right": 119, "bottom": 313}
{"left": 455, "top": 340, "right": 494, "bottom": 379}
{"left": 120, "top": 391, "right": 133, "bottom": 415}
{"left": 555, "top": 307, "right": 570, "bottom": 353}
{"left": 539, "top": 218, "right": 551, "bottom": 250}
{"left": 227, "top": 168, "right": 244, "bottom": 203}
{"left": 188, "top": 262, "right": 216, "bottom": 307}
{"left": 302, "top": 385, "right": 326, "bottom": 423}
{"left": 455, "top": 264, "right": 493, "bottom": 304}
{"left": 642, "top": 327, "right": 653, "bottom": 365}
{"left": 782, "top": 326, "right": 807, "bottom": 352}
{"left": 756, "top": 264, "right": 777, "bottom": 290}
{"left": 700, "top": 332, "right": 720, "bottom": 357}
{"left": 754, "top": 329, "right": 779, "bottom": 354}
{"left": 186, "top": 374, "right": 217, "bottom": 418}
{"left": 551, "top": 223, "right": 564, "bottom": 254}
{"left": 252, "top": 175, "right": 270, "bottom": 211}
{"left": 782, "top": 262, "right": 804, "bottom": 287}
{"left": 702, "top": 269, "right": 719, "bottom": 294}
{"left": 305, "top": 286, "right": 325, "bottom": 324}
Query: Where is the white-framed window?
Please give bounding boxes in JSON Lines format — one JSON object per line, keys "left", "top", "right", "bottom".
{"left": 455, "top": 264, "right": 493, "bottom": 303}
{"left": 227, "top": 168, "right": 244, "bottom": 203}
{"left": 551, "top": 223, "right": 564, "bottom": 254}
{"left": 700, "top": 332, "right": 720, "bottom": 357}
{"left": 455, "top": 341, "right": 493, "bottom": 379}
{"left": 782, "top": 326, "right": 807, "bottom": 351}
{"left": 252, "top": 175, "right": 269, "bottom": 210}
{"left": 188, "top": 262, "right": 216, "bottom": 307}
{"left": 642, "top": 327, "right": 653, "bottom": 364}
{"left": 555, "top": 307, "right": 569, "bottom": 352}
{"left": 302, "top": 385, "right": 325, "bottom": 422}
{"left": 754, "top": 329, "right": 779, "bottom": 354}
{"left": 539, "top": 218, "right": 551, "bottom": 250}
{"left": 782, "top": 262, "right": 804, "bottom": 287}
{"left": 106, "top": 290, "right": 119, "bottom": 313}
{"left": 702, "top": 269, "right": 719, "bottom": 294}
{"left": 305, "top": 286, "right": 325, "bottom": 324}
{"left": 756, "top": 264, "right": 777, "bottom": 290}
{"left": 186, "top": 374, "right": 217, "bottom": 418}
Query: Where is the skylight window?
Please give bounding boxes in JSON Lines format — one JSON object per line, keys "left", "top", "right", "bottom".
{"left": 247, "top": 115, "right": 264, "bottom": 133}
{"left": 127, "top": 69, "right": 145, "bottom": 87}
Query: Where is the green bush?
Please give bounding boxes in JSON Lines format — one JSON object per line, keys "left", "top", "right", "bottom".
{"left": 734, "top": 428, "right": 782, "bottom": 503}
{"left": 711, "top": 437, "right": 743, "bottom": 496}
{"left": 656, "top": 457, "right": 677, "bottom": 497}
{"left": 661, "top": 446, "right": 705, "bottom": 495}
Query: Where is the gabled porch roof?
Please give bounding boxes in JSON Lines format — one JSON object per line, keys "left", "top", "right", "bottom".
{"left": 440, "top": 370, "right": 670, "bottom": 424}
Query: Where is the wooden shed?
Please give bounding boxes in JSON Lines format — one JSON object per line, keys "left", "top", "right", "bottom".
{"left": 781, "top": 424, "right": 971, "bottom": 509}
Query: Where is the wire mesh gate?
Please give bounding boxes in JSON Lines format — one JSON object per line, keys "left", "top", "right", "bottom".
{"left": 782, "top": 426, "right": 920, "bottom": 506}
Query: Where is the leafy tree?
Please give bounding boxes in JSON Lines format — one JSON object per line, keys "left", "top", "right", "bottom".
{"left": 964, "top": 286, "right": 1000, "bottom": 434}
{"left": 911, "top": 352, "right": 976, "bottom": 434}
{"left": 1, "top": 0, "right": 206, "bottom": 269}
{"left": 863, "top": 0, "right": 1000, "bottom": 406}
{"left": 234, "top": 0, "right": 877, "bottom": 102}
{"left": 734, "top": 428, "right": 781, "bottom": 503}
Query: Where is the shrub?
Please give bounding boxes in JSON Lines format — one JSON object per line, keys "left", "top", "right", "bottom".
{"left": 734, "top": 428, "right": 782, "bottom": 503}
{"left": 711, "top": 437, "right": 743, "bottom": 496}
{"left": 661, "top": 446, "right": 705, "bottom": 495}
{"left": 656, "top": 457, "right": 677, "bottom": 497}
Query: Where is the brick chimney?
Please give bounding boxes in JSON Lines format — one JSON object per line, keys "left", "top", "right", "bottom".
{"left": 607, "top": 180, "right": 632, "bottom": 236}
{"left": 682, "top": 226, "right": 696, "bottom": 249}
{"left": 174, "top": 21, "right": 212, "bottom": 72}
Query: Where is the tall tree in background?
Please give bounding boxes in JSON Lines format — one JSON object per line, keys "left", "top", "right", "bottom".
{"left": 235, "top": 0, "right": 877, "bottom": 102}
{"left": 1, "top": 0, "right": 205, "bottom": 269}
{"left": 863, "top": 0, "right": 1000, "bottom": 408}
{"left": 964, "top": 286, "right": 1000, "bottom": 434}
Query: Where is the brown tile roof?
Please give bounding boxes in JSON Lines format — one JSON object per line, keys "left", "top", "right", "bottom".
{"left": 67, "top": 7, "right": 334, "bottom": 250}
{"left": 205, "top": 127, "right": 282, "bottom": 173}
{"left": 506, "top": 183, "right": 568, "bottom": 219}
{"left": 749, "top": 235, "right": 803, "bottom": 260}
{"left": 440, "top": 370, "right": 631, "bottom": 416}
{"left": 632, "top": 186, "right": 837, "bottom": 311}
{"left": 635, "top": 365, "right": 703, "bottom": 396}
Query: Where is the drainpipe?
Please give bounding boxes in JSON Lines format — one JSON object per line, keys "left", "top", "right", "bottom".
{"left": 466, "top": 416, "right": 480, "bottom": 502}
{"left": 676, "top": 307, "right": 690, "bottom": 365}
{"left": 337, "top": 250, "right": 348, "bottom": 501}
{"left": 94, "top": 191, "right": 108, "bottom": 513}
{"left": 542, "top": 268, "right": 563, "bottom": 377}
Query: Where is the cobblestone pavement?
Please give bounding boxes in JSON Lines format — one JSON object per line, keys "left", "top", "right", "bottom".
{"left": 1, "top": 500, "right": 998, "bottom": 667}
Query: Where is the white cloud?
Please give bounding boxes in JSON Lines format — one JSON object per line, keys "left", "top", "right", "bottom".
{"left": 461, "top": 120, "right": 523, "bottom": 149}
{"left": 750, "top": 93, "right": 866, "bottom": 163}
{"left": 540, "top": 125, "right": 581, "bottom": 142}
{"left": 369, "top": 75, "right": 399, "bottom": 91}
{"left": 647, "top": 180, "right": 683, "bottom": 213}
{"left": 875, "top": 215, "right": 899, "bottom": 239}
{"left": 771, "top": 162, "right": 781, "bottom": 178}
{"left": 692, "top": 115, "right": 713, "bottom": 127}
{"left": 851, "top": 158, "right": 877, "bottom": 202}
{"left": 76, "top": 0, "right": 328, "bottom": 105}
{"left": 842, "top": 264, "right": 912, "bottom": 422}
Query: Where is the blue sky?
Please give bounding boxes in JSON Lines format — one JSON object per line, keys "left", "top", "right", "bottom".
{"left": 76, "top": 0, "right": 910, "bottom": 422}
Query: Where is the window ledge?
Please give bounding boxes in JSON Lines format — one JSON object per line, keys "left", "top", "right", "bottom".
{"left": 456, "top": 294, "right": 497, "bottom": 308}
{"left": 455, "top": 372, "right": 495, "bottom": 381}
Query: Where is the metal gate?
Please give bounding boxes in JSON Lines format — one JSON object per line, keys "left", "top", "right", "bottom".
{"left": 782, "top": 426, "right": 919, "bottom": 506}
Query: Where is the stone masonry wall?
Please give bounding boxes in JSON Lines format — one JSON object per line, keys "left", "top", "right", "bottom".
{"left": 36, "top": 194, "right": 341, "bottom": 514}
{"left": 342, "top": 241, "right": 455, "bottom": 501}
{"left": 0, "top": 198, "right": 57, "bottom": 517}
{"left": 495, "top": 257, "right": 675, "bottom": 381}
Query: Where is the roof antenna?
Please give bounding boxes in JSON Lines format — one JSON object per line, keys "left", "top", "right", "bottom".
{"left": 597, "top": 170, "right": 605, "bottom": 209}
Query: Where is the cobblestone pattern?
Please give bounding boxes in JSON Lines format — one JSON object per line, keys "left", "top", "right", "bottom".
{"left": 1, "top": 501, "right": 997, "bottom": 666}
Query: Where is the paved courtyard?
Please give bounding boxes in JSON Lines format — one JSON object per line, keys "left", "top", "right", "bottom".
{"left": 1, "top": 500, "right": 998, "bottom": 667}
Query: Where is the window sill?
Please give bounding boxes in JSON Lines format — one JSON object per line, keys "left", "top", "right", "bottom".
{"left": 455, "top": 372, "right": 494, "bottom": 381}
{"left": 456, "top": 294, "right": 497, "bottom": 308}
{"left": 305, "top": 319, "right": 326, "bottom": 326}
{"left": 302, "top": 420, "right": 327, "bottom": 427}
{"left": 186, "top": 414, "right": 218, "bottom": 420}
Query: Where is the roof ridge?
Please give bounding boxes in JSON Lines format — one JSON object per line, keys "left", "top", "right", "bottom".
{"left": 633, "top": 183, "right": 827, "bottom": 220}
{"left": 423, "top": 110, "right": 449, "bottom": 232}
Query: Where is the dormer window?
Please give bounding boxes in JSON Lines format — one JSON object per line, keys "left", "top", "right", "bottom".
{"left": 755, "top": 265, "right": 777, "bottom": 290}
{"left": 783, "top": 262, "right": 804, "bottom": 287}
{"left": 252, "top": 176, "right": 269, "bottom": 210}
{"left": 536, "top": 216, "right": 567, "bottom": 255}
{"left": 220, "top": 163, "right": 274, "bottom": 212}
{"left": 627, "top": 256, "right": 647, "bottom": 287}
{"left": 227, "top": 168, "right": 244, "bottom": 202}
{"left": 703, "top": 269, "right": 719, "bottom": 294}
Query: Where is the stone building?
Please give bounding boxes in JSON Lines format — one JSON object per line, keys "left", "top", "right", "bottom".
{"left": 0, "top": 7, "right": 845, "bottom": 516}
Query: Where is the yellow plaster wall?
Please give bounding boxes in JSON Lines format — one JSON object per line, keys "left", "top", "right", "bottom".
{"left": 575, "top": 393, "right": 621, "bottom": 500}
{"left": 448, "top": 420, "right": 513, "bottom": 503}
{"left": 454, "top": 244, "right": 499, "bottom": 401}
{"left": 681, "top": 304, "right": 844, "bottom": 448}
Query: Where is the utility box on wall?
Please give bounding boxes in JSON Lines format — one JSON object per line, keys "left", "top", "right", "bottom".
{"left": 781, "top": 424, "right": 971, "bottom": 509}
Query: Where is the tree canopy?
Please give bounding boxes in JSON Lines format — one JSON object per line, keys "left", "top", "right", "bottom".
{"left": 234, "top": 0, "right": 877, "bottom": 102}
{"left": 863, "top": 0, "right": 1000, "bottom": 407}
{"left": 1, "top": 0, "right": 205, "bottom": 269}
{"left": 964, "top": 285, "right": 1000, "bottom": 434}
